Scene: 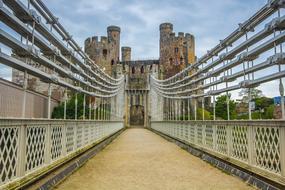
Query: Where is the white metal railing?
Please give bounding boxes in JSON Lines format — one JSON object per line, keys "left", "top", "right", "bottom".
{"left": 0, "top": 119, "right": 124, "bottom": 188}
{"left": 151, "top": 120, "right": 285, "bottom": 185}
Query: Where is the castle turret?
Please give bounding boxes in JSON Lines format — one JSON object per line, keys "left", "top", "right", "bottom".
{"left": 159, "top": 23, "right": 173, "bottom": 41}
{"left": 107, "top": 26, "right": 121, "bottom": 64}
{"left": 121, "top": 46, "right": 131, "bottom": 62}
{"left": 185, "top": 33, "right": 195, "bottom": 66}
{"left": 159, "top": 23, "right": 195, "bottom": 79}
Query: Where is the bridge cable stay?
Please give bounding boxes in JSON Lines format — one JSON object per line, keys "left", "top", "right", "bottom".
{"left": 149, "top": 0, "right": 285, "bottom": 187}
{"left": 0, "top": 0, "right": 285, "bottom": 189}
{"left": 0, "top": 0, "right": 125, "bottom": 188}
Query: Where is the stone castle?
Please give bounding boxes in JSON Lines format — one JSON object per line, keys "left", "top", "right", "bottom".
{"left": 83, "top": 23, "right": 195, "bottom": 126}
{"left": 11, "top": 23, "right": 195, "bottom": 124}
{"left": 84, "top": 23, "right": 196, "bottom": 79}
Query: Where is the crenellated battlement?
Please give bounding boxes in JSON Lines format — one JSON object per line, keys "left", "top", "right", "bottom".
{"left": 85, "top": 36, "right": 110, "bottom": 47}
{"left": 85, "top": 25, "right": 122, "bottom": 77}
{"left": 107, "top": 25, "right": 121, "bottom": 33}
{"left": 167, "top": 31, "right": 195, "bottom": 41}
{"left": 160, "top": 23, "right": 173, "bottom": 31}
{"left": 159, "top": 22, "right": 196, "bottom": 79}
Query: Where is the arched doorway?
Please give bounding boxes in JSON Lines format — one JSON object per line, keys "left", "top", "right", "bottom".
{"left": 130, "top": 105, "right": 144, "bottom": 126}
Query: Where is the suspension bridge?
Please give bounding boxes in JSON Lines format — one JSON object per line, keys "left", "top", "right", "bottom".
{"left": 0, "top": 0, "right": 285, "bottom": 189}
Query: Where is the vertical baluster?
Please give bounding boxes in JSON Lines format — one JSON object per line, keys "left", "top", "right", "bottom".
{"left": 45, "top": 123, "right": 51, "bottom": 164}
{"left": 248, "top": 125, "right": 255, "bottom": 165}
{"left": 16, "top": 123, "right": 27, "bottom": 177}
{"left": 226, "top": 125, "right": 233, "bottom": 157}
{"left": 62, "top": 122, "right": 67, "bottom": 156}
{"left": 213, "top": 124, "right": 217, "bottom": 151}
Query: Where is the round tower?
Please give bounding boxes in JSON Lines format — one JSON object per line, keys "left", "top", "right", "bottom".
{"left": 121, "top": 46, "right": 131, "bottom": 62}
{"left": 107, "top": 26, "right": 121, "bottom": 63}
{"left": 159, "top": 23, "right": 173, "bottom": 41}
{"left": 159, "top": 23, "right": 173, "bottom": 79}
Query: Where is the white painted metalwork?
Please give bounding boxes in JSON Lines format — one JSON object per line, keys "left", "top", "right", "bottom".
{"left": 148, "top": 1, "right": 285, "bottom": 187}
{"left": 0, "top": 119, "right": 123, "bottom": 187}
{"left": 151, "top": 121, "right": 285, "bottom": 185}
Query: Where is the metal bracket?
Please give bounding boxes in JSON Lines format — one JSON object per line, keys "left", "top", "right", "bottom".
{"left": 50, "top": 74, "right": 59, "bottom": 84}
{"left": 63, "top": 33, "right": 72, "bottom": 41}
{"left": 237, "top": 52, "right": 258, "bottom": 62}
{"left": 267, "top": 53, "right": 285, "bottom": 64}
{"left": 46, "top": 17, "right": 59, "bottom": 25}
{"left": 239, "top": 80, "right": 259, "bottom": 88}
{"left": 68, "top": 71, "right": 74, "bottom": 79}
{"left": 76, "top": 87, "right": 83, "bottom": 93}
{"left": 265, "top": 16, "right": 285, "bottom": 31}
{"left": 219, "top": 53, "right": 227, "bottom": 60}
{"left": 29, "top": 9, "right": 41, "bottom": 24}
{"left": 27, "top": 45, "right": 39, "bottom": 58}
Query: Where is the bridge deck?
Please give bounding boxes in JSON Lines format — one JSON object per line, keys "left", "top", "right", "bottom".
{"left": 55, "top": 128, "right": 253, "bottom": 190}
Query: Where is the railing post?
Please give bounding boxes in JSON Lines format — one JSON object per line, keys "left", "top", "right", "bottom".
{"left": 248, "top": 126, "right": 255, "bottom": 165}
{"left": 62, "top": 122, "right": 67, "bottom": 156}
{"left": 16, "top": 123, "right": 27, "bottom": 177}
{"left": 280, "top": 126, "right": 285, "bottom": 177}
{"left": 202, "top": 124, "right": 205, "bottom": 146}
{"left": 45, "top": 123, "right": 51, "bottom": 164}
{"left": 226, "top": 125, "right": 233, "bottom": 157}
{"left": 248, "top": 88, "right": 252, "bottom": 120}
{"left": 74, "top": 122, "right": 78, "bottom": 150}
{"left": 213, "top": 124, "right": 217, "bottom": 151}
{"left": 194, "top": 123, "right": 198, "bottom": 145}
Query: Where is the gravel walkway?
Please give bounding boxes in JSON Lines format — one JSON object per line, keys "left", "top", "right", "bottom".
{"left": 55, "top": 128, "right": 254, "bottom": 190}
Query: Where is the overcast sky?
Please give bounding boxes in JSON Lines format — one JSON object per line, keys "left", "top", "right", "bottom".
{"left": 46, "top": 0, "right": 265, "bottom": 59}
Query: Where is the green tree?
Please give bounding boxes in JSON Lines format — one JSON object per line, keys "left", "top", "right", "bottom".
{"left": 239, "top": 88, "right": 263, "bottom": 103}
{"left": 254, "top": 96, "right": 273, "bottom": 110}
{"left": 215, "top": 94, "right": 237, "bottom": 120}
{"left": 196, "top": 108, "right": 211, "bottom": 120}
{"left": 51, "top": 93, "right": 110, "bottom": 119}
{"left": 264, "top": 104, "right": 274, "bottom": 119}
{"left": 52, "top": 93, "right": 88, "bottom": 119}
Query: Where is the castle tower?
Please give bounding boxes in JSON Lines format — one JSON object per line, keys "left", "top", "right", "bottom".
{"left": 159, "top": 23, "right": 173, "bottom": 43}
{"left": 185, "top": 33, "right": 196, "bottom": 67}
{"left": 121, "top": 46, "right": 131, "bottom": 62}
{"left": 107, "top": 26, "right": 121, "bottom": 77}
{"left": 107, "top": 26, "right": 120, "bottom": 64}
{"left": 159, "top": 23, "right": 173, "bottom": 79}
{"left": 159, "top": 23, "right": 195, "bottom": 79}
{"left": 84, "top": 26, "right": 121, "bottom": 77}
